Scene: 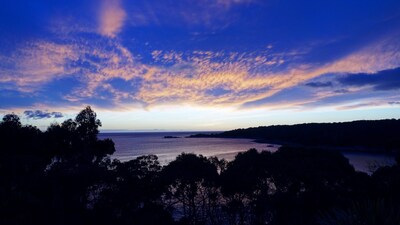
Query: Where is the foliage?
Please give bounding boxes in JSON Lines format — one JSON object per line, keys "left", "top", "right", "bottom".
{"left": 0, "top": 109, "right": 399, "bottom": 225}
{"left": 317, "top": 199, "right": 400, "bottom": 225}
{"left": 161, "top": 153, "right": 220, "bottom": 225}
{"left": 201, "top": 119, "right": 400, "bottom": 151}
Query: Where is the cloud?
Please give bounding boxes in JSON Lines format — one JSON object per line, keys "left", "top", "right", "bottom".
{"left": 126, "top": 0, "right": 256, "bottom": 28}
{"left": 334, "top": 89, "right": 350, "bottom": 94}
{"left": 0, "top": 41, "right": 80, "bottom": 92}
{"left": 98, "top": 0, "right": 126, "bottom": 38}
{"left": 0, "top": 31, "right": 145, "bottom": 103}
{"left": 216, "top": 0, "right": 255, "bottom": 6}
{"left": 24, "top": 110, "right": 64, "bottom": 120}
{"left": 305, "top": 81, "right": 333, "bottom": 88}
{"left": 388, "top": 101, "right": 400, "bottom": 105}
{"left": 338, "top": 67, "right": 400, "bottom": 91}
{"left": 327, "top": 37, "right": 400, "bottom": 74}
{"left": 7, "top": 36, "right": 400, "bottom": 111}
{"left": 136, "top": 50, "right": 290, "bottom": 106}
{"left": 241, "top": 35, "right": 400, "bottom": 109}
{"left": 62, "top": 40, "right": 147, "bottom": 105}
{"left": 336, "top": 102, "right": 385, "bottom": 110}
{"left": 1, "top": 14, "right": 400, "bottom": 112}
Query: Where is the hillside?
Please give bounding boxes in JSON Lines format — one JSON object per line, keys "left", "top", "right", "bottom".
{"left": 190, "top": 119, "right": 400, "bottom": 151}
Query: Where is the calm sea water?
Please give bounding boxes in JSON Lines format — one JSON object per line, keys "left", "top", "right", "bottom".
{"left": 99, "top": 132, "right": 396, "bottom": 174}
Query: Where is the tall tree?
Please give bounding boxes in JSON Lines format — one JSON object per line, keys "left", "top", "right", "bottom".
{"left": 75, "top": 106, "right": 102, "bottom": 143}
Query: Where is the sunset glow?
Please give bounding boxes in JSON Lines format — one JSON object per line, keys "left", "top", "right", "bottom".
{"left": 1, "top": 0, "right": 399, "bottom": 130}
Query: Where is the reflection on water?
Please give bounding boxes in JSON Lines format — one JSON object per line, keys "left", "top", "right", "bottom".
{"left": 99, "top": 132, "right": 278, "bottom": 165}
{"left": 99, "top": 132, "right": 396, "bottom": 173}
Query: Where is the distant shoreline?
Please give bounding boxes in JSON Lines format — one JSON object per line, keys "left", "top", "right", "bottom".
{"left": 187, "top": 119, "right": 400, "bottom": 155}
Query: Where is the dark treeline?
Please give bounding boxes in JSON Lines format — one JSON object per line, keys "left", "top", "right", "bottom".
{"left": 190, "top": 119, "right": 400, "bottom": 151}
{"left": 1, "top": 107, "right": 400, "bottom": 225}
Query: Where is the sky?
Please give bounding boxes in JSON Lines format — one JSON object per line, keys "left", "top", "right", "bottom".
{"left": 0, "top": 0, "right": 400, "bottom": 131}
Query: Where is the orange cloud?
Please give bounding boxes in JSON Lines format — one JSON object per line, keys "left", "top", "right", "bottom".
{"left": 2, "top": 28, "right": 399, "bottom": 112}
{"left": 135, "top": 37, "right": 400, "bottom": 109}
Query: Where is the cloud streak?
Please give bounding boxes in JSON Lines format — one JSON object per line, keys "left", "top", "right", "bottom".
{"left": 0, "top": 41, "right": 79, "bottom": 92}
{"left": 337, "top": 67, "right": 400, "bottom": 91}
{"left": 305, "top": 81, "right": 333, "bottom": 88}
{"left": 24, "top": 110, "right": 64, "bottom": 119}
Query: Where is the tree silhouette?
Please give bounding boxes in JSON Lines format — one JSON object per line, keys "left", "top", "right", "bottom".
{"left": 0, "top": 108, "right": 399, "bottom": 225}
{"left": 45, "top": 106, "right": 114, "bottom": 165}
{"left": 76, "top": 106, "right": 101, "bottom": 143}
{"left": 1, "top": 113, "right": 21, "bottom": 128}
{"left": 162, "top": 153, "right": 219, "bottom": 225}
{"left": 42, "top": 106, "right": 115, "bottom": 225}
{"left": 0, "top": 114, "right": 53, "bottom": 225}
{"left": 91, "top": 155, "right": 174, "bottom": 225}
{"left": 318, "top": 199, "right": 400, "bottom": 225}
{"left": 220, "top": 149, "right": 274, "bottom": 225}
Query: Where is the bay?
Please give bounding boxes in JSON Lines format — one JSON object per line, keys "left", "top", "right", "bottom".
{"left": 99, "top": 132, "right": 396, "bottom": 174}
{"left": 99, "top": 132, "right": 279, "bottom": 164}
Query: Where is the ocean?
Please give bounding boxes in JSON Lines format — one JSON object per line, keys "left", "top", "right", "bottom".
{"left": 99, "top": 132, "right": 396, "bottom": 174}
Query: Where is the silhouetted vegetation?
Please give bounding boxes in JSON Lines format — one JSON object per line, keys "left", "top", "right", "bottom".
{"left": 1, "top": 107, "right": 400, "bottom": 225}
{"left": 189, "top": 119, "right": 400, "bottom": 152}
{"left": 164, "top": 136, "right": 180, "bottom": 138}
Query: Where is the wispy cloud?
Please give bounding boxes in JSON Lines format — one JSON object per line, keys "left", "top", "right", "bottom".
{"left": 126, "top": 0, "right": 256, "bottom": 28}
{"left": 131, "top": 36, "right": 400, "bottom": 109}
{"left": 216, "top": 0, "right": 255, "bottom": 7}
{"left": 98, "top": 0, "right": 126, "bottom": 38}
{"left": 1, "top": 13, "right": 400, "bottom": 113}
{"left": 0, "top": 41, "right": 79, "bottom": 92}
{"left": 336, "top": 101, "right": 388, "bottom": 110}
{"left": 241, "top": 36, "right": 400, "bottom": 109}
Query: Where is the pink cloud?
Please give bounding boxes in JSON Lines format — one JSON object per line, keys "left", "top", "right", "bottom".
{"left": 98, "top": 0, "right": 126, "bottom": 38}
{"left": 0, "top": 42, "right": 79, "bottom": 92}
{"left": 2, "top": 22, "right": 399, "bottom": 112}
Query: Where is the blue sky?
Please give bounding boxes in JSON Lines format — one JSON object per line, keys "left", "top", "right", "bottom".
{"left": 0, "top": 0, "right": 399, "bottom": 131}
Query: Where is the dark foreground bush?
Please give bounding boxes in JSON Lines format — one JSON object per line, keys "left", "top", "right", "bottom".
{"left": 1, "top": 107, "right": 399, "bottom": 225}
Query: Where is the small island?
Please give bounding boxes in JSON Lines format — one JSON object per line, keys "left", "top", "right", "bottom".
{"left": 164, "top": 135, "right": 180, "bottom": 139}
